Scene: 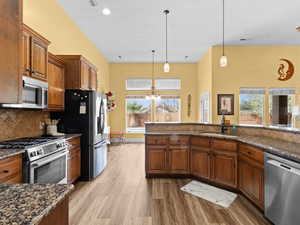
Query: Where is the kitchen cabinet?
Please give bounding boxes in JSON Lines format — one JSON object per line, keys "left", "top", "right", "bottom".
{"left": 146, "top": 136, "right": 190, "bottom": 175}
{"left": 0, "top": 154, "right": 23, "bottom": 184}
{"left": 22, "top": 24, "right": 50, "bottom": 81}
{"left": 239, "top": 144, "right": 264, "bottom": 210}
{"left": 48, "top": 53, "right": 65, "bottom": 111}
{"left": 0, "top": 0, "right": 22, "bottom": 104}
{"left": 57, "top": 55, "right": 98, "bottom": 90}
{"left": 190, "top": 137, "right": 211, "bottom": 179}
{"left": 67, "top": 137, "right": 81, "bottom": 184}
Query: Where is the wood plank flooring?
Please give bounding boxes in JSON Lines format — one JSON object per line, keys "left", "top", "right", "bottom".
{"left": 69, "top": 143, "right": 271, "bottom": 225}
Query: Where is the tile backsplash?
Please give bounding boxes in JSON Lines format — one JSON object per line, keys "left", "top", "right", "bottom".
{"left": 0, "top": 109, "right": 49, "bottom": 141}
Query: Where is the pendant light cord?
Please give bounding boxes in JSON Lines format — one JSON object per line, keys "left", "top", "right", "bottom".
{"left": 222, "top": 0, "right": 225, "bottom": 56}
{"left": 152, "top": 50, "right": 155, "bottom": 93}
{"left": 166, "top": 12, "right": 168, "bottom": 63}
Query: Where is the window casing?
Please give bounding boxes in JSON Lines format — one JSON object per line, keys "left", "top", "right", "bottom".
{"left": 239, "top": 88, "right": 265, "bottom": 125}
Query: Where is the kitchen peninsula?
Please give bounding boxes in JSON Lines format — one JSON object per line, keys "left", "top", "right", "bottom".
{"left": 145, "top": 122, "right": 300, "bottom": 211}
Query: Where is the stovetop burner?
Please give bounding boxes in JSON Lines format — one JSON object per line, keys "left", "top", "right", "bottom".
{"left": 0, "top": 137, "right": 60, "bottom": 149}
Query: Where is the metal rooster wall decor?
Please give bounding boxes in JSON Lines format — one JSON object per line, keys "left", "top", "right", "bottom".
{"left": 277, "top": 58, "right": 295, "bottom": 81}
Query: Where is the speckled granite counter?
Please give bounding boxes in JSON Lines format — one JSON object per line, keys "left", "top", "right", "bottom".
{"left": 146, "top": 131, "right": 300, "bottom": 163}
{"left": 0, "top": 184, "right": 73, "bottom": 225}
{"left": 0, "top": 149, "right": 24, "bottom": 160}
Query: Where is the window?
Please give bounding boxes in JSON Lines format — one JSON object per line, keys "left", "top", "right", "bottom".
{"left": 200, "top": 93, "right": 210, "bottom": 123}
{"left": 155, "top": 78, "right": 181, "bottom": 90}
{"left": 126, "top": 96, "right": 151, "bottom": 132}
{"left": 155, "top": 96, "right": 180, "bottom": 122}
{"left": 239, "top": 88, "right": 265, "bottom": 125}
{"left": 269, "top": 88, "right": 296, "bottom": 127}
{"left": 126, "top": 79, "right": 152, "bottom": 90}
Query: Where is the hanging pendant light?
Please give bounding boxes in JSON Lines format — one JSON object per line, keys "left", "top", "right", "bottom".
{"left": 220, "top": 0, "right": 228, "bottom": 67}
{"left": 163, "top": 10, "right": 170, "bottom": 73}
{"left": 146, "top": 50, "right": 160, "bottom": 100}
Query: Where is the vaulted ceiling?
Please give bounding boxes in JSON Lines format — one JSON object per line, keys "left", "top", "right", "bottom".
{"left": 57, "top": 0, "right": 300, "bottom": 62}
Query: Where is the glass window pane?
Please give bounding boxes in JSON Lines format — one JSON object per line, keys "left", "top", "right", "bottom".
{"left": 126, "top": 79, "right": 152, "bottom": 90}
{"left": 240, "top": 94, "right": 264, "bottom": 125}
{"left": 155, "top": 98, "right": 180, "bottom": 122}
{"left": 126, "top": 97, "right": 151, "bottom": 131}
{"left": 155, "top": 79, "right": 181, "bottom": 90}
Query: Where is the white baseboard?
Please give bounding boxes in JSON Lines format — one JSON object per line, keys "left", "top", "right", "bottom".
{"left": 111, "top": 138, "right": 145, "bottom": 143}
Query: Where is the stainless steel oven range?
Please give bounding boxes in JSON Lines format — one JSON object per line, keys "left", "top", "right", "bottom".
{"left": 0, "top": 137, "right": 69, "bottom": 184}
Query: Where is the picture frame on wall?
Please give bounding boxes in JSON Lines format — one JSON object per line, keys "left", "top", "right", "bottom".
{"left": 217, "top": 94, "right": 234, "bottom": 115}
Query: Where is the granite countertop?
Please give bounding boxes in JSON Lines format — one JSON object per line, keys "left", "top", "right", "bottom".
{"left": 0, "top": 184, "right": 74, "bottom": 225}
{"left": 145, "top": 131, "right": 300, "bottom": 163}
{"left": 0, "top": 149, "right": 25, "bottom": 160}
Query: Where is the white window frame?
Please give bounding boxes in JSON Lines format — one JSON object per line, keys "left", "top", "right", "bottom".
{"left": 126, "top": 78, "right": 152, "bottom": 91}
{"left": 239, "top": 88, "right": 265, "bottom": 126}
{"left": 154, "top": 78, "right": 181, "bottom": 90}
{"left": 199, "top": 92, "right": 210, "bottom": 123}
{"left": 125, "top": 96, "right": 151, "bottom": 133}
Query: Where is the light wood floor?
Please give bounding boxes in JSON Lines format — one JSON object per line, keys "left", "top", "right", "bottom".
{"left": 69, "top": 144, "right": 271, "bottom": 225}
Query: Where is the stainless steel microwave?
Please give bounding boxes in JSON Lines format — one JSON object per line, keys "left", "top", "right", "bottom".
{"left": 1, "top": 76, "right": 48, "bottom": 109}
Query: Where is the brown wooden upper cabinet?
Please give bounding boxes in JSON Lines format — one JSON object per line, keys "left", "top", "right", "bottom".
{"left": 48, "top": 53, "right": 65, "bottom": 111}
{"left": 22, "top": 24, "right": 51, "bottom": 82}
{"left": 57, "top": 55, "right": 98, "bottom": 90}
{"left": 0, "top": 0, "right": 22, "bottom": 104}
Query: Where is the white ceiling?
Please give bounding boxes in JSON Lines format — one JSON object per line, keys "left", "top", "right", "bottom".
{"left": 56, "top": 0, "right": 300, "bottom": 63}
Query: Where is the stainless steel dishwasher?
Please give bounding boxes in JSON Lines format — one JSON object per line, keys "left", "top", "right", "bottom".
{"left": 265, "top": 152, "right": 300, "bottom": 225}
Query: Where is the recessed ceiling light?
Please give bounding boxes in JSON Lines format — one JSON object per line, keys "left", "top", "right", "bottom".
{"left": 102, "top": 8, "right": 111, "bottom": 16}
{"left": 118, "top": 56, "right": 122, "bottom": 60}
{"left": 240, "top": 38, "right": 247, "bottom": 41}
{"left": 89, "top": 0, "right": 98, "bottom": 7}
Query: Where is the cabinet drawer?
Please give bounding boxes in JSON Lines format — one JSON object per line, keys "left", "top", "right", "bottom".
{"left": 212, "top": 139, "right": 237, "bottom": 152}
{"left": 169, "top": 136, "right": 189, "bottom": 146}
{"left": 0, "top": 155, "right": 22, "bottom": 183}
{"left": 190, "top": 137, "right": 210, "bottom": 148}
{"left": 146, "top": 136, "right": 168, "bottom": 145}
{"left": 239, "top": 143, "right": 264, "bottom": 164}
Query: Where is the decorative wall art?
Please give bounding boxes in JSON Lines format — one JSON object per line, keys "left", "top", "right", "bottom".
{"left": 217, "top": 94, "right": 234, "bottom": 115}
{"left": 277, "top": 58, "right": 295, "bottom": 81}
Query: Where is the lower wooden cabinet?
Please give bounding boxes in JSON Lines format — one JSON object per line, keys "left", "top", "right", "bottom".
{"left": 67, "top": 137, "right": 81, "bottom": 183}
{"left": 239, "top": 154, "right": 264, "bottom": 209}
{"left": 146, "top": 136, "right": 190, "bottom": 175}
{"left": 190, "top": 146, "right": 210, "bottom": 180}
{"left": 211, "top": 151, "right": 237, "bottom": 188}
{"left": 0, "top": 154, "right": 23, "bottom": 184}
{"left": 169, "top": 148, "right": 189, "bottom": 174}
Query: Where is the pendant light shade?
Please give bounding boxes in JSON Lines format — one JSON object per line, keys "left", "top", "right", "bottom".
{"left": 220, "top": 55, "right": 228, "bottom": 67}
{"left": 220, "top": 0, "right": 228, "bottom": 68}
{"left": 163, "top": 62, "right": 170, "bottom": 73}
{"left": 163, "top": 10, "right": 170, "bottom": 73}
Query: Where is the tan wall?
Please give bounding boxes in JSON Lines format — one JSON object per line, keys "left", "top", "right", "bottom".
{"left": 109, "top": 63, "right": 198, "bottom": 139}
{"left": 23, "top": 0, "right": 110, "bottom": 92}
{"left": 210, "top": 46, "right": 300, "bottom": 125}
{"left": 197, "top": 48, "right": 213, "bottom": 122}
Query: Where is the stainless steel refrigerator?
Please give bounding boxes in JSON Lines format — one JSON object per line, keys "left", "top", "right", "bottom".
{"left": 52, "top": 90, "right": 108, "bottom": 181}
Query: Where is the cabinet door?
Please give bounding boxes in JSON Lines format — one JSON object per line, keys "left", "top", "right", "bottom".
{"left": 0, "top": 0, "right": 22, "bottom": 104}
{"left": 239, "top": 156, "right": 264, "bottom": 209}
{"left": 68, "top": 147, "right": 81, "bottom": 183}
{"left": 89, "top": 67, "right": 97, "bottom": 90}
{"left": 80, "top": 61, "right": 90, "bottom": 90}
{"left": 22, "top": 31, "right": 31, "bottom": 77}
{"left": 31, "top": 37, "right": 48, "bottom": 81}
{"left": 169, "top": 148, "right": 189, "bottom": 174}
{"left": 148, "top": 149, "right": 168, "bottom": 173}
{"left": 191, "top": 148, "right": 210, "bottom": 179}
{"left": 211, "top": 151, "right": 237, "bottom": 188}
{"left": 48, "top": 56, "right": 65, "bottom": 111}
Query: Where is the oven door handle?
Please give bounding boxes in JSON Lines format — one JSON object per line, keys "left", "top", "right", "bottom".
{"left": 31, "top": 150, "right": 68, "bottom": 168}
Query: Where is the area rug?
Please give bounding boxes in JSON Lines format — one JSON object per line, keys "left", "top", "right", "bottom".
{"left": 181, "top": 180, "right": 237, "bottom": 208}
